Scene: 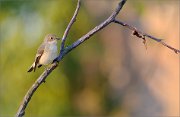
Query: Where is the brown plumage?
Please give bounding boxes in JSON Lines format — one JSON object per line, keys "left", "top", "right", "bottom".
{"left": 27, "top": 44, "right": 45, "bottom": 72}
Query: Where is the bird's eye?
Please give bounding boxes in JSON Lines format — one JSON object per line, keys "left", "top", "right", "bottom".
{"left": 50, "top": 37, "right": 53, "bottom": 40}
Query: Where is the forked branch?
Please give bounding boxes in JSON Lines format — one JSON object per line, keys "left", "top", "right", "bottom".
{"left": 16, "top": 0, "right": 179, "bottom": 116}
{"left": 59, "top": 0, "right": 81, "bottom": 56}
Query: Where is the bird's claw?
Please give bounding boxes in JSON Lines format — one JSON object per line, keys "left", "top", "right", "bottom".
{"left": 53, "top": 57, "right": 59, "bottom": 64}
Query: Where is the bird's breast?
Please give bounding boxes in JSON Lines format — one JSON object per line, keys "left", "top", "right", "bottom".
{"left": 39, "top": 44, "right": 58, "bottom": 65}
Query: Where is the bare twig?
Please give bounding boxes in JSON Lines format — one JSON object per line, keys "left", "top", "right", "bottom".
{"left": 16, "top": 0, "right": 179, "bottom": 116}
{"left": 113, "top": 19, "right": 180, "bottom": 54}
{"left": 59, "top": 0, "right": 81, "bottom": 56}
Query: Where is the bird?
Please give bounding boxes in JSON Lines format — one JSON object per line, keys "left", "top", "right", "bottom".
{"left": 28, "top": 34, "right": 60, "bottom": 72}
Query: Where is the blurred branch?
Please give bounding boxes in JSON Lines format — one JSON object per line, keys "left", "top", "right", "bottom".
{"left": 16, "top": 0, "right": 179, "bottom": 116}
{"left": 113, "top": 19, "right": 180, "bottom": 54}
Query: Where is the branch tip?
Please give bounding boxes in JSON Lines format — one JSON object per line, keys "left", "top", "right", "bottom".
{"left": 114, "top": 19, "right": 179, "bottom": 54}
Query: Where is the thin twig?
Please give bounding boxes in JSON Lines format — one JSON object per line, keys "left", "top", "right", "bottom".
{"left": 113, "top": 19, "right": 180, "bottom": 54}
{"left": 60, "top": 0, "right": 81, "bottom": 56}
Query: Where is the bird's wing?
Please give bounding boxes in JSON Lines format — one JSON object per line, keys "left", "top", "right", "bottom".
{"left": 34, "top": 43, "right": 45, "bottom": 71}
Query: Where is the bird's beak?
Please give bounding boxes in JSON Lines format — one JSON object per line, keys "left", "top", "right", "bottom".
{"left": 56, "top": 37, "right": 60, "bottom": 40}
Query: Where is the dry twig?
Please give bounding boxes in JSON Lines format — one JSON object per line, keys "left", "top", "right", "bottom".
{"left": 113, "top": 20, "right": 180, "bottom": 54}
{"left": 59, "top": 0, "right": 81, "bottom": 57}
{"left": 16, "top": 0, "right": 179, "bottom": 116}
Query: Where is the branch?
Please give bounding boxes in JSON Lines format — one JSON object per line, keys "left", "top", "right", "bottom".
{"left": 16, "top": 63, "right": 57, "bottom": 117}
{"left": 16, "top": 0, "right": 127, "bottom": 116}
{"left": 59, "top": 0, "right": 81, "bottom": 56}
{"left": 57, "top": 0, "right": 127, "bottom": 59}
{"left": 16, "top": 0, "right": 179, "bottom": 116}
{"left": 16, "top": 0, "right": 82, "bottom": 116}
{"left": 113, "top": 19, "right": 180, "bottom": 54}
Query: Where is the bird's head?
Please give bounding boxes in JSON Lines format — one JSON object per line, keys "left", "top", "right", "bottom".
{"left": 44, "top": 34, "right": 60, "bottom": 44}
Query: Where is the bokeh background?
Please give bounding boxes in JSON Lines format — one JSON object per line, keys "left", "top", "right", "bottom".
{"left": 0, "top": 0, "right": 179, "bottom": 116}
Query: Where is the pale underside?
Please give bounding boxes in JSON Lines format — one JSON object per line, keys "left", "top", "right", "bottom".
{"left": 38, "top": 42, "right": 58, "bottom": 65}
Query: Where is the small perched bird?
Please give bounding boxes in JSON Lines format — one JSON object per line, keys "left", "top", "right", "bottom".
{"left": 28, "top": 34, "right": 60, "bottom": 72}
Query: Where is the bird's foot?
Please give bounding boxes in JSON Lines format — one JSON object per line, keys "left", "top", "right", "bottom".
{"left": 52, "top": 57, "right": 59, "bottom": 64}
{"left": 42, "top": 79, "right": 46, "bottom": 83}
{"left": 45, "top": 66, "right": 51, "bottom": 71}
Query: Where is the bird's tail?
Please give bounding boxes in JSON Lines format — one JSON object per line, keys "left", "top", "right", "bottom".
{"left": 27, "top": 63, "right": 36, "bottom": 72}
